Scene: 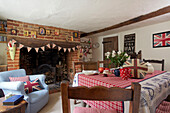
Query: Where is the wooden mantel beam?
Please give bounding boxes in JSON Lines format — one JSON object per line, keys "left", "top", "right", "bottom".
{"left": 81, "top": 5, "right": 170, "bottom": 37}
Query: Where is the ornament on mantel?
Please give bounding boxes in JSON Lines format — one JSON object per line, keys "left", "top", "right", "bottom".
{"left": 8, "top": 40, "right": 16, "bottom": 60}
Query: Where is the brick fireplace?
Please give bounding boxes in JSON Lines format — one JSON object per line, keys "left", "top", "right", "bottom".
{"left": 6, "top": 19, "right": 80, "bottom": 81}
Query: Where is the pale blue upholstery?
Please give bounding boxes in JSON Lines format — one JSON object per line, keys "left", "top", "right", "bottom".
{"left": 0, "top": 69, "right": 49, "bottom": 113}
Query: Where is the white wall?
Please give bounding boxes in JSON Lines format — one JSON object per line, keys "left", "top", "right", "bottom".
{"left": 92, "top": 20, "right": 170, "bottom": 71}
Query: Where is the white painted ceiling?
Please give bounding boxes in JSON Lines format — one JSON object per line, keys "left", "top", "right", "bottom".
{"left": 0, "top": 0, "right": 170, "bottom": 33}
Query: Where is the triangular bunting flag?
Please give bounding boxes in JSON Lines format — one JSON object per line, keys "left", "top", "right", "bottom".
{"left": 41, "top": 46, "right": 45, "bottom": 51}
{"left": 58, "top": 46, "right": 62, "bottom": 51}
{"left": 68, "top": 48, "right": 71, "bottom": 52}
{"left": 47, "top": 44, "right": 50, "bottom": 48}
{"left": 27, "top": 47, "right": 32, "bottom": 52}
{"left": 64, "top": 48, "right": 67, "bottom": 52}
{"left": 12, "top": 39, "right": 16, "bottom": 44}
{"left": 19, "top": 44, "right": 24, "bottom": 49}
{"left": 52, "top": 43, "right": 56, "bottom": 48}
{"left": 35, "top": 48, "right": 39, "bottom": 53}
{"left": 72, "top": 47, "right": 75, "bottom": 51}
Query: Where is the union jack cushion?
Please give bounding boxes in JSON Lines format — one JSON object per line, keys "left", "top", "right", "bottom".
{"left": 24, "top": 78, "right": 42, "bottom": 94}
{"left": 123, "top": 59, "right": 148, "bottom": 79}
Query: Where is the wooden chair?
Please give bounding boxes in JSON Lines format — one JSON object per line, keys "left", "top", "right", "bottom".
{"left": 143, "top": 59, "right": 165, "bottom": 71}
{"left": 0, "top": 89, "right": 4, "bottom": 98}
{"left": 73, "top": 62, "right": 97, "bottom": 75}
{"left": 97, "top": 60, "right": 112, "bottom": 69}
{"left": 130, "top": 50, "right": 142, "bottom": 60}
{"left": 61, "top": 81, "right": 141, "bottom": 113}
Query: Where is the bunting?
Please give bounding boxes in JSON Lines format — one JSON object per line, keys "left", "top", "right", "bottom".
{"left": 41, "top": 46, "right": 45, "bottom": 51}
{"left": 35, "top": 48, "right": 39, "bottom": 53}
{"left": 58, "top": 46, "right": 62, "bottom": 51}
{"left": 19, "top": 44, "right": 24, "bottom": 49}
{"left": 52, "top": 43, "right": 56, "bottom": 48}
{"left": 72, "top": 47, "right": 75, "bottom": 51}
{"left": 68, "top": 48, "right": 71, "bottom": 52}
{"left": 12, "top": 39, "right": 16, "bottom": 44}
{"left": 46, "top": 44, "right": 50, "bottom": 48}
{"left": 10, "top": 39, "right": 77, "bottom": 53}
{"left": 27, "top": 47, "right": 32, "bottom": 52}
{"left": 64, "top": 48, "right": 67, "bottom": 52}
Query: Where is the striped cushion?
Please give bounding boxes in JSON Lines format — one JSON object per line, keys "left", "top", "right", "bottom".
{"left": 9, "top": 76, "right": 29, "bottom": 82}
{"left": 73, "top": 107, "right": 117, "bottom": 113}
{"left": 156, "top": 101, "right": 170, "bottom": 113}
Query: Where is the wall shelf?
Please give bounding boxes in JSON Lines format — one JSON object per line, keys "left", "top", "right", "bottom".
{"left": 0, "top": 41, "right": 7, "bottom": 43}
{"left": 0, "top": 31, "right": 6, "bottom": 34}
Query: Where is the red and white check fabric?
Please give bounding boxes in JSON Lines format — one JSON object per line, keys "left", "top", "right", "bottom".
{"left": 9, "top": 76, "right": 29, "bottom": 82}
{"left": 78, "top": 70, "right": 164, "bottom": 113}
{"left": 156, "top": 101, "right": 170, "bottom": 113}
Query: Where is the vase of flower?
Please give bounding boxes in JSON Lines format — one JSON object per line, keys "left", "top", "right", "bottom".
{"left": 105, "top": 50, "right": 129, "bottom": 77}
{"left": 114, "top": 68, "right": 120, "bottom": 77}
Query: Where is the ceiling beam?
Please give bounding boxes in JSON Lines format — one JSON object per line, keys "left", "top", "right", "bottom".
{"left": 81, "top": 5, "right": 170, "bottom": 37}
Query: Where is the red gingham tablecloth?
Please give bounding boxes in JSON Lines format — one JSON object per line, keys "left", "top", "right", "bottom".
{"left": 78, "top": 70, "right": 165, "bottom": 113}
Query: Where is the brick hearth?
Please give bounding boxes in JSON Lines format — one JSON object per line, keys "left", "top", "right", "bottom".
{"left": 7, "top": 19, "right": 80, "bottom": 80}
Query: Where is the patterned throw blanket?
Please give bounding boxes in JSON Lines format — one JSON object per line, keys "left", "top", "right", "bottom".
{"left": 73, "top": 70, "right": 170, "bottom": 113}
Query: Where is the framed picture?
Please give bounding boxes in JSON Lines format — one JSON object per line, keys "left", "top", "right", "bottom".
{"left": 11, "top": 29, "right": 17, "bottom": 35}
{"left": 31, "top": 31, "right": 36, "bottom": 38}
{"left": 39, "top": 27, "right": 46, "bottom": 35}
{"left": 124, "top": 33, "right": 135, "bottom": 55}
{"left": 73, "top": 32, "right": 79, "bottom": 38}
{"left": 23, "top": 30, "right": 29, "bottom": 36}
{"left": 46, "top": 29, "right": 50, "bottom": 35}
{"left": 54, "top": 29, "right": 60, "bottom": 36}
{"left": 153, "top": 31, "right": 170, "bottom": 48}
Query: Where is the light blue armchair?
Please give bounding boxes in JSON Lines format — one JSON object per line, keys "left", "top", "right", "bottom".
{"left": 0, "top": 69, "right": 49, "bottom": 113}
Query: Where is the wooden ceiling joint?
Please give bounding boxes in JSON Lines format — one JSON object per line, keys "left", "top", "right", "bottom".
{"left": 80, "top": 5, "right": 170, "bottom": 37}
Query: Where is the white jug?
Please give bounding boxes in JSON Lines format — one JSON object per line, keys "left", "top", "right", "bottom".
{"left": 147, "top": 62, "right": 154, "bottom": 73}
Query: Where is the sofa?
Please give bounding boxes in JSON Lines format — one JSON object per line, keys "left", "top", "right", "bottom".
{"left": 0, "top": 69, "right": 49, "bottom": 113}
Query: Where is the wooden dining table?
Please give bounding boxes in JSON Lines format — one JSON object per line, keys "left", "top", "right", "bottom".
{"left": 73, "top": 70, "right": 170, "bottom": 113}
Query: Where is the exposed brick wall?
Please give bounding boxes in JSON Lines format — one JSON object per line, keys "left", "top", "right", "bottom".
{"left": 67, "top": 50, "right": 79, "bottom": 81}
{"left": 6, "top": 19, "right": 80, "bottom": 79}
{"left": 7, "top": 48, "right": 20, "bottom": 71}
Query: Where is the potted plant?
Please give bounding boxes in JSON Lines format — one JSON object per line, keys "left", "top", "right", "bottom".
{"left": 105, "top": 50, "right": 129, "bottom": 76}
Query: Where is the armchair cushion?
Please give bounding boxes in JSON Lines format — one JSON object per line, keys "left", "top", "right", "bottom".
{"left": 0, "top": 81, "right": 24, "bottom": 91}
{"left": 24, "top": 78, "right": 42, "bottom": 94}
{"left": 9, "top": 76, "right": 29, "bottom": 82}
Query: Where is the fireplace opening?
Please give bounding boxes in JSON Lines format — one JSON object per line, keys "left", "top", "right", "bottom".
{"left": 20, "top": 46, "right": 69, "bottom": 84}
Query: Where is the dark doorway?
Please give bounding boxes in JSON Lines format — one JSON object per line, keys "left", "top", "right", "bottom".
{"left": 103, "top": 36, "right": 118, "bottom": 67}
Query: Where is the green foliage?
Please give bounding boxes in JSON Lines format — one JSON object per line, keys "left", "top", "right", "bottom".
{"left": 107, "top": 51, "right": 129, "bottom": 68}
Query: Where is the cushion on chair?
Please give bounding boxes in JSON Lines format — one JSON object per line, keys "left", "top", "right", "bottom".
{"left": 156, "top": 101, "right": 170, "bottom": 113}
{"left": 123, "top": 59, "right": 148, "bottom": 79}
{"left": 73, "top": 107, "right": 117, "bottom": 113}
{"left": 24, "top": 78, "right": 42, "bottom": 94}
{"left": 9, "top": 76, "right": 29, "bottom": 82}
